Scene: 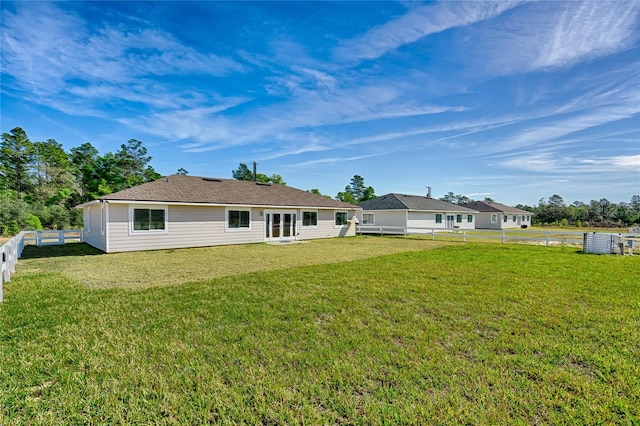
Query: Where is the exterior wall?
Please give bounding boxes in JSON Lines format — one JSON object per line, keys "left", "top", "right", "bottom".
{"left": 358, "top": 210, "right": 475, "bottom": 231}
{"left": 82, "top": 204, "right": 107, "bottom": 252}
{"left": 475, "top": 212, "right": 531, "bottom": 229}
{"left": 297, "top": 209, "right": 358, "bottom": 240}
{"left": 86, "top": 203, "right": 358, "bottom": 253}
{"left": 105, "top": 204, "right": 265, "bottom": 253}
{"left": 475, "top": 213, "right": 501, "bottom": 230}
{"left": 407, "top": 211, "right": 475, "bottom": 231}
{"left": 357, "top": 210, "right": 407, "bottom": 227}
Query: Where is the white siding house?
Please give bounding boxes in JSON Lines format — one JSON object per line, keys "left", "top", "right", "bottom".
{"left": 77, "top": 175, "right": 360, "bottom": 253}
{"left": 357, "top": 193, "right": 478, "bottom": 233}
{"left": 462, "top": 201, "right": 532, "bottom": 230}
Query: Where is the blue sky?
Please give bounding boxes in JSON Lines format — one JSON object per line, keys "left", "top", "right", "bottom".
{"left": 1, "top": 1, "right": 639, "bottom": 206}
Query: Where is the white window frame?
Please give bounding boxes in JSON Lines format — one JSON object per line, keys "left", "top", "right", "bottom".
{"left": 491, "top": 214, "right": 497, "bottom": 224}
{"left": 301, "top": 210, "right": 318, "bottom": 228}
{"left": 335, "top": 211, "right": 348, "bottom": 227}
{"left": 85, "top": 207, "right": 91, "bottom": 233}
{"left": 226, "top": 208, "right": 252, "bottom": 231}
{"left": 362, "top": 213, "right": 375, "bottom": 225}
{"left": 129, "top": 205, "right": 168, "bottom": 235}
{"left": 101, "top": 204, "right": 106, "bottom": 236}
{"left": 467, "top": 214, "right": 473, "bottom": 223}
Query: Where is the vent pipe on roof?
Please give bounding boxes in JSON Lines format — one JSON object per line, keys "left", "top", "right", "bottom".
{"left": 426, "top": 186, "right": 432, "bottom": 199}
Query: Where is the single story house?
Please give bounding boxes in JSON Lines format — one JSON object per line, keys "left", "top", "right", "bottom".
{"left": 77, "top": 174, "right": 360, "bottom": 253}
{"left": 461, "top": 200, "right": 532, "bottom": 229}
{"left": 357, "top": 193, "right": 478, "bottom": 232}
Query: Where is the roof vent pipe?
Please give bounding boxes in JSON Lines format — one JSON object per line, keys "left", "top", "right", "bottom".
{"left": 427, "top": 186, "right": 432, "bottom": 199}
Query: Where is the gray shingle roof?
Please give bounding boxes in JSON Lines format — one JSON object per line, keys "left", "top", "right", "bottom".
{"left": 359, "top": 193, "right": 478, "bottom": 212}
{"left": 99, "top": 175, "right": 358, "bottom": 209}
{"left": 461, "top": 201, "right": 530, "bottom": 214}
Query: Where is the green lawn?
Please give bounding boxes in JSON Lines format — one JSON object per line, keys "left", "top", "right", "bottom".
{"left": 1, "top": 238, "right": 638, "bottom": 424}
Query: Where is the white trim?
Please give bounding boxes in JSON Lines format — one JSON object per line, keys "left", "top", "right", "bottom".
{"left": 334, "top": 211, "right": 349, "bottom": 227}
{"left": 85, "top": 207, "right": 91, "bottom": 233}
{"left": 361, "top": 212, "right": 375, "bottom": 225}
{"left": 301, "top": 210, "right": 319, "bottom": 228}
{"left": 100, "top": 204, "right": 106, "bottom": 236}
{"left": 264, "top": 209, "right": 297, "bottom": 241}
{"left": 128, "top": 205, "right": 169, "bottom": 235}
{"left": 92, "top": 199, "right": 361, "bottom": 211}
{"left": 225, "top": 207, "right": 252, "bottom": 232}
{"left": 104, "top": 203, "right": 109, "bottom": 253}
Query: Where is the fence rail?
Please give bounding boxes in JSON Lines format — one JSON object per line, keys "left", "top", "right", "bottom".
{"left": 356, "top": 225, "right": 639, "bottom": 249}
{"left": 1, "top": 230, "right": 83, "bottom": 302}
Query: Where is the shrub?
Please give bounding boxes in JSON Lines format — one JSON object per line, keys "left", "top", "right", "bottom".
{"left": 25, "top": 214, "right": 43, "bottom": 231}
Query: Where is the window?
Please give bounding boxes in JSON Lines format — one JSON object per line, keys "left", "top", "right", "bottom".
{"left": 436, "top": 214, "right": 442, "bottom": 224}
{"left": 228, "top": 209, "right": 250, "bottom": 229}
{"left": 456, "top": 214, "right": 462, "bottom": 223}
{"left": 513, "top": 215, "right": 517, "bottom": 222}
{"left": 467, "top": 215, "right": 473, "bottom": 223}
{"left": 101, "top": 205, "right": 106, "bottom": 235}
{"left": 491, "top": 214, "right": 497, "bottom": 223}
{"left": 335, "top": 212, "right": 348, "bottom": 226}
{"left": 133, "top": 208, "right": 166, "bottom": 231}
{"left": 362, "top": 213, "right": 374, "bottom": 224}
{"left": 503, "top": 215, "right": 508, "bottom": 222}
{"left": 302, "top": 211, "right": 318, "bottom": 227}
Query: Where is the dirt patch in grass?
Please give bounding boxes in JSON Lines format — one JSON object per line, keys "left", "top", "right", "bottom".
{"left": 17, "top": 236, "right": 452, "bottom": 289}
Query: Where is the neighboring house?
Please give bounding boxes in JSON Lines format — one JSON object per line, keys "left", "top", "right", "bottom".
{"left": 77, "top": 175, "right": 360, "bottom": 253}
{"left": 461, "top": 200, "right": 532, "bottom": 229}
{"left": 357, "top": 193, "right": 478, "bottom": 232}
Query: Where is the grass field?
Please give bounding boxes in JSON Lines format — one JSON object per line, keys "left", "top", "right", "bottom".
{"left": 1, "top": 238, "right": 639, "bottom": 424}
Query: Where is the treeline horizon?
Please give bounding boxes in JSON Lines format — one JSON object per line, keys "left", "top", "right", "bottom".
{"left": 2, "top": 127, "right": 638, "bottom": 235}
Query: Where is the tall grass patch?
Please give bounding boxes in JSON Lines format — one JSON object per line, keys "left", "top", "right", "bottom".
{"left": 1, "top": 244, "right": 638, "bottom": 424}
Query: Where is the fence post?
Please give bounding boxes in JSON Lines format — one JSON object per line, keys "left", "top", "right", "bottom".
{"left": 546, "top": 232, "right": 550, "bottom": 247}
{"left": 432, "top": 229, "right": 435, "bottom": 241}
{"left": 501, "top": 231, "right": 505, "bottom": 244}
{"left": 463, "top": 230, "right": 466, "bottom": 242}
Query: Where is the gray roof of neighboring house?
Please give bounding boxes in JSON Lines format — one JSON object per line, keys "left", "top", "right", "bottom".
{"left": 95, "top": 174, "right": 359, "bottom": 209}
{"left": 461, "top": 200, "right": 531, "bottom": 214}
{"left": 358, "top": 193, "right": 478, "bottom": 212}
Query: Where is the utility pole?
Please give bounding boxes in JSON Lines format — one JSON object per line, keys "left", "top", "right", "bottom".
{"left": 252, "top": 161, "right": 257, "bottom": 182}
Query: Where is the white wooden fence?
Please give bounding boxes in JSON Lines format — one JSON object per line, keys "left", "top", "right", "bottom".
{"left": 356, "top": 225, "right": 640, "bottom": 251}
{"left": 0, "top": 230, "right": 83, "bottom": 302}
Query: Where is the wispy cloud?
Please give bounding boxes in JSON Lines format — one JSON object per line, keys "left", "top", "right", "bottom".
{"left": 333, "top": 1, "right": 525, "bottom": 63}
{"left": 1, "top": 2, "right": 244, "bottom": 114}
{"left": 465, "top": 1, "right": 640, "bottom": 75}
{"left": 288, "top": 153, "right": 389, "bottom": 168}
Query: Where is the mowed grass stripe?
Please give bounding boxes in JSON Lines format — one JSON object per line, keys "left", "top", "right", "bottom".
{"left": 1, "top": 243, "right": 639, "bottom": 424}
{"left": 14, "top": 236, "right": 451, "bottom": 289}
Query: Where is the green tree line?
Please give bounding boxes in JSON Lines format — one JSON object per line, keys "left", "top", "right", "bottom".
{"left": 1, "top": 127, "right": 161, "bottom": 235}
{"left": 440, "top": 191, "right": 640, "bottom": 227}
{"left": 517, "top": 194, "right": 640, "bottom": 227}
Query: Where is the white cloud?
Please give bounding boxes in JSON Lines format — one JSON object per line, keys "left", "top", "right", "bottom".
{"left": 1, "top": 2, "right": 244, "bottom": 113}
{"left": 333, "top": 1, "right": 525, "bottom": 63}
{"left": 289, "top": 153, "right": 389, "bottom": 168}
{"left": 500, "top": 153, "right": 640, "bottom": 174}
{"left": 466, "top": 1, "right": 640, "bottom": 75}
